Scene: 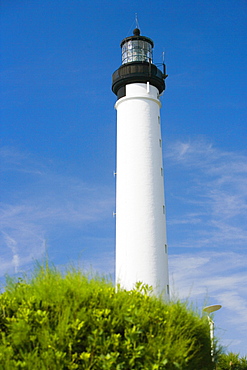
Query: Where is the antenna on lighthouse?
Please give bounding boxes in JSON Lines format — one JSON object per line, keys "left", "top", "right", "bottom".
{"left": 135, "top": 13, "right": 140, "bottom": 30}
{"left": 162, "top": 51, "right": 165, "bottom": 64}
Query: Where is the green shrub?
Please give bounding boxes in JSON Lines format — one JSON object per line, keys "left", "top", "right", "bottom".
{"left": 0, "top": 264, "right": 214, "bottom": 369}
{"left": 217, "top": 352, "right": 247, "bottom": 370}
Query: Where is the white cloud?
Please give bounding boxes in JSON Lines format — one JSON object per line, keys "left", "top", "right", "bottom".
{"left": 170, "top": 251, "right": 247, "bottom": 297}
{"left": 169, "top": 250, "right": 247, "bottom": 350}
{"left": 165, "top": 139, "right": 247, "bottom": 250}
{"left": 165, "top": 140, "right": 247, "bottom": 355}
{"left": 0, "top": 146, "right": 114, "bottom": 276}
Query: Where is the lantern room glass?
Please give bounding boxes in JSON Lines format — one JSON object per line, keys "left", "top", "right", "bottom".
{"left": 121, "top": 39, "right": 153, "bottom": 64}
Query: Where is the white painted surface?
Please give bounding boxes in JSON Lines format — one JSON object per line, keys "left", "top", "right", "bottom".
{"left": 115, "top": 82, "right": 169, "bottom": 297}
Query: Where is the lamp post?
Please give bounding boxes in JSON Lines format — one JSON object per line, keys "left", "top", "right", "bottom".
{"left": 203, "top": 304, "right": 222, "bottom": 367}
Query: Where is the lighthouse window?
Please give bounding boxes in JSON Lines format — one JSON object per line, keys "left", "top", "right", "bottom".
{"left": 163, "top": 205, "right": 165, "bottom": 214}
{"left": 158, "top": 116, "right": 160, "bottom": 124}
{"left": 165, "top": 244, "right": 168, "bottom": 253}
{"left": 161, "top": 168, "right": 163, "bottom": 176}
{"left": 122, "top": 40, "right": 153, "bottom": 64}
{"left": 167, "top": 285, "right": 170, "bottom": 295}
{"left": 159, "top": 139, "right": 162, "bottom": 147}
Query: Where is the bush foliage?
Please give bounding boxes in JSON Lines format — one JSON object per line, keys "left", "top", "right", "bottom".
{"left": 0, "top": 264, "right": 214, "bottom": 369}
{"left": 217, "top": 352, "right": 247, "bottom": 370}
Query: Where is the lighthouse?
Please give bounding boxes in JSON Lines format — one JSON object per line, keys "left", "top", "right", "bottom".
{"left": 112, "top": 28, "right": 169, "bottom": 298}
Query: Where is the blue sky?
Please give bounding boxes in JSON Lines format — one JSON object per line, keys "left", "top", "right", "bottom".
{"left": 1, "top": 0, "right": 247, "bottom": 356}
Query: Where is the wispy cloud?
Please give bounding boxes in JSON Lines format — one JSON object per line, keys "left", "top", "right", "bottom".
{"left": 167, "top": 140, "right": 247, "bottom": 186}
{"left": 0, "top": 146, "right": 114, "bottom": 276}
{"left": 169, "top": 250, "right": 247, "bottom": 350}
{"left": 165, "top": 139, "right": 247, "bottom": 250}
{"left": 170, "top": 251, "right": 247, "bottom": 296}
{"left": 165, "top": 139, "right": 247, "bottom": 354}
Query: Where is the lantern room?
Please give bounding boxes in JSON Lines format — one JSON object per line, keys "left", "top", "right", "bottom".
{"left": 121, "top": 28, "right": 154, "bottom": 64}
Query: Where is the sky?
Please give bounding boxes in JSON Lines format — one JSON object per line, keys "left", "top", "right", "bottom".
{"left": 1, "top": 0, "right": 247, "bottom": 357}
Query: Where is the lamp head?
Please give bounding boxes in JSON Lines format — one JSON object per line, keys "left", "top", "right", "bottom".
{"left": 203, "top": 305, "right": 222, "bottom": 314}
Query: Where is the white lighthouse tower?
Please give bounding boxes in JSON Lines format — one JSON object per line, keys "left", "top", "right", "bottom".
{"left": 112, "top": 28, "right": 169, "bottom": 298}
